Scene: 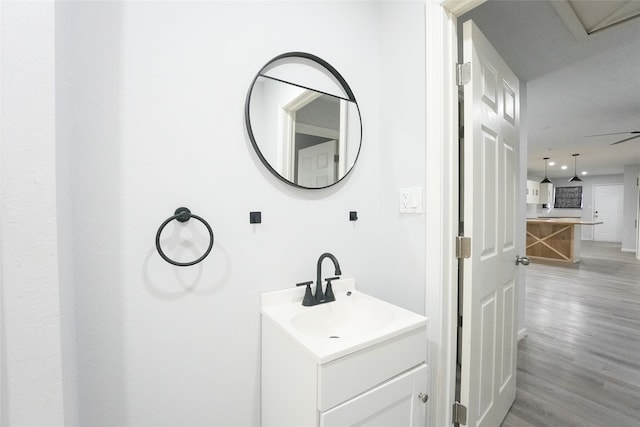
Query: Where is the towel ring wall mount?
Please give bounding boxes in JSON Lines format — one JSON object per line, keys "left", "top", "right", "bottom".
{"left": 155, "top": 207, "right": 214, "bottom": 267}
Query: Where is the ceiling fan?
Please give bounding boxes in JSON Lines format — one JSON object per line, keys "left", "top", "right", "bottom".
{"left": 586, "top": 130, "right": 640, "bottom": 145}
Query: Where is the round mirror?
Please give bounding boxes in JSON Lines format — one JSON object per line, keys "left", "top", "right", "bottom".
{"left": 245, "top": 52, "right": 362, "bottom": 189}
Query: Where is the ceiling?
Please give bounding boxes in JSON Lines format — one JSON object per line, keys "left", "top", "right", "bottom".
{"left": 460, "top": 0, "right": 640, "bottom": 180}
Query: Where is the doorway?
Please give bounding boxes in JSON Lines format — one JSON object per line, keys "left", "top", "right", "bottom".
{"left": 593, "top": 184, "right": 624, "bottom": 242}
{"left": 427, "top": 1, "right": 639, "bottom": 425}
{"left": 281, "top": 90, "right": 347, "bottom": 186}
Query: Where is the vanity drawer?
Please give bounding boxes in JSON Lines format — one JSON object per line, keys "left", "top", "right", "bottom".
{"left": 317, "top": 327, "right": 426, "bottom": 411}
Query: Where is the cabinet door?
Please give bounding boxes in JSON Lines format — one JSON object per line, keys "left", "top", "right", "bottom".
{"left": 320, "top": 364, "right": 427, "bottom": 427}
{"left": 539, "top": 183, "right": 553, "bottom": 205}
{"left": 526, "top": 180, "right": 541, "bottom": 204}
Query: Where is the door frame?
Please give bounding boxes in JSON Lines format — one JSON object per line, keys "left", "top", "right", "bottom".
{"left": 424, "top": 1, "right": 491, "bottom": 426}
{"left": 637, "top": 174, "right": 640, "bottom": 259}
{"left": 0, "top": 1, "right": 4, "bottom": 419}
{"left": 280, "top": 90, "right": 323, "bottom": 181}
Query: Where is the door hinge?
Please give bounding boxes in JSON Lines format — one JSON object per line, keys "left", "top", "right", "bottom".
{"left": 453, "top": 401, "right": 468, "bottom": 425}
{"left": 456, "top": 62, "right": 471, "bottom": 86}
{"left": 456, "top": 236, "right": 471, "bottom": 259}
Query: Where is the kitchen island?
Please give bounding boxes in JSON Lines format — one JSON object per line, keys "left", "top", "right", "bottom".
{"left": 526, "top": 218, "right": 603, "bottom": 263}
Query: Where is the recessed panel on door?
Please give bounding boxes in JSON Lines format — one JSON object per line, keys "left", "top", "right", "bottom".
{"left": 478, "top": 293, "right": 497, "bottom": 423}
{"left": 481, "top": 127, "right": 498, "bottom": 260}
{"left": 503, "top": 139, "right": 515, "bottom": 251}
{"left": 503, "top": 81, "right": 516, "bottom": 125}
{"left": 481, "top": 59, "right": 498, "bottom": 113}
{"left": 500, "top": 280, "right": 515, "bottom": 391}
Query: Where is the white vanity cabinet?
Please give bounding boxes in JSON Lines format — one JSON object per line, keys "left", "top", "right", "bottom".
{"left": 260, "top": 280, "right": 429, "bottom": 427}
{"left": 262, "top": 318, "right": 428, "bottom": 427}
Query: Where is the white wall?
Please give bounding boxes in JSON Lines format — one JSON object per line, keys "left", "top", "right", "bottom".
{"left": 622, "top": 164, "right": 640, "bottom": 252}
{"left": 0, "top": 1, "right": 67, "bottom": 425}
{"left": 375, "top": 1, "right": 426, "bottom": 312}
{"left": 53, "top": 2, "right": 427, "bottom": 426}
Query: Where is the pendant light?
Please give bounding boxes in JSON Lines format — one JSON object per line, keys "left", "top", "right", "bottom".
{"left": 568, "top": 153, "right": 582, "bottom": 182}
{"left": 540, "top": 157, "right": 552, "bottom": 184}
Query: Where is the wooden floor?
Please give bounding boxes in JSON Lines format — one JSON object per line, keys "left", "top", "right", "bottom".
{"left": 501, "top": 241, "right": 640, "bottom": 427}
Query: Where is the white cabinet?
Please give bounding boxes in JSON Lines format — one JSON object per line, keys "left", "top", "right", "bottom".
{"left": 321, "top": 364, "right": 427, "bottom": 427}
{"left": 526, "top": 180, "right": 540, "bottom": 204}
{"left": 527, "top": 181, "right": 553, "bottom": 205}
{"left": 261, "top": 319, "right": 428, "bottom": 427}
{"left": 539, "top": 182, "right": 553, "bottom": 205}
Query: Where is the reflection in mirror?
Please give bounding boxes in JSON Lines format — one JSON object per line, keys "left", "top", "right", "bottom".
{"left": 249, "top": 76, "right": 361, "bottom": 188}
{"left": 245, "top": 53, "right": 362, "bottom": 189}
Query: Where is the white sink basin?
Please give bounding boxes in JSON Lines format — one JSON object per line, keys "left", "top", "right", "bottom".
{"left": 261, "top": 278, "right": 427, "bottom": 364}
{"left": 290, "top": 294, "right": 395, "bottom": 338}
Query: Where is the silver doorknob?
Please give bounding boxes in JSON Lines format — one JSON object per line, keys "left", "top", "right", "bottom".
{"left": 418, "top": 393, "right": 429, "bottom": 403}
{"left": 515, "top": 255, "right": 530, "bottom": 266}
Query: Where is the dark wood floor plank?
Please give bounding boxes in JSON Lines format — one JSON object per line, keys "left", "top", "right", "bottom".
{"left": 501, "top": 241, "right": 640, "bottom": 427}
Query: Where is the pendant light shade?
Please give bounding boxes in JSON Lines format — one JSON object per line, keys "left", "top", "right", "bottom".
{"left": 540, "top": 157, "right": 552, "bottom": 184}
{"left": 568, "top": 153, "right": 582, "bottom": 182}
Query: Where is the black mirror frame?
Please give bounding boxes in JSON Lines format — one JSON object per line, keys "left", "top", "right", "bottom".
{"left": 245, "top": 51, "right": 363, "bottom": 190}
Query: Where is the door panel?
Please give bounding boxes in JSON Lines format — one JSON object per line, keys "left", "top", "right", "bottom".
{"left": 478, "top": 293, "right": 496, "bottom": 420}
{"left": 481, "top": 129, "right": 498, "bottom": 259}
{"left": 593, "top": 184, "right": 623, "bottom": 242}
{"left": 503, "top": 141, "right": 516, "bottom": 251}
{"left": 500, "top": 280, "right": 515, "bottom": 390}
{"left": 297, "top": 139, "right": 337, "bottom": 187}
{"left": 460, "top": 20, "right": 520, "bottom": 427}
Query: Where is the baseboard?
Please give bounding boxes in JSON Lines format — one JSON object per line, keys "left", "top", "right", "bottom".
{"left": 621, "top": 248, "right": 636, "bottom": 253}
{"left": 517, "top": 328, "right": 527, "bottom": 341}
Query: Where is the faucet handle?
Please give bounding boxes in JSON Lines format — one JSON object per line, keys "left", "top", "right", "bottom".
{"left": 324, "top": 277, "right": 340, "bottom": 302}
{"left": 296, "top": 281, "right": 314, "bottom": 306}
{"left": 296, "top": 281, "right": 313, "bottom": 287}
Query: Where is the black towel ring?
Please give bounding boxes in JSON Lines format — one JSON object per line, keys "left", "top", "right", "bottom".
{"left": 155, "top": 207, "right": 214, "bottom": 267}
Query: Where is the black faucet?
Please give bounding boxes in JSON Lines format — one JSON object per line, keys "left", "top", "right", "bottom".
{"left": 316, "top": 252, "right": 341, "bottom": 303}
{"left": 296, "top": 252, "right": 342, "bottom": 306}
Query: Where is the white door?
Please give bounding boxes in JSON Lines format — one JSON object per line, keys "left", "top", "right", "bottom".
{"left": 460, "top": 20, "right": 520, "bottom": 427}
{"left": 320, "top": 364, "right": 427, "bottom": 427}
{"left": 593, "top": 184, "right": 624, "bottom": 242}
{"left": 297, "top": 140, "right": 337, "bottom": 187}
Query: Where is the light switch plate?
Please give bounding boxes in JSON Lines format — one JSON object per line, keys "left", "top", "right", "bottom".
{"left": 400, "top": 187, "right": 423, "bottom": 213}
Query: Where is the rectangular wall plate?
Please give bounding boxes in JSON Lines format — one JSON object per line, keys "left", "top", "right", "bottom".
{"left": 399, "top": 187, "right": 423, "bottom": 213}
